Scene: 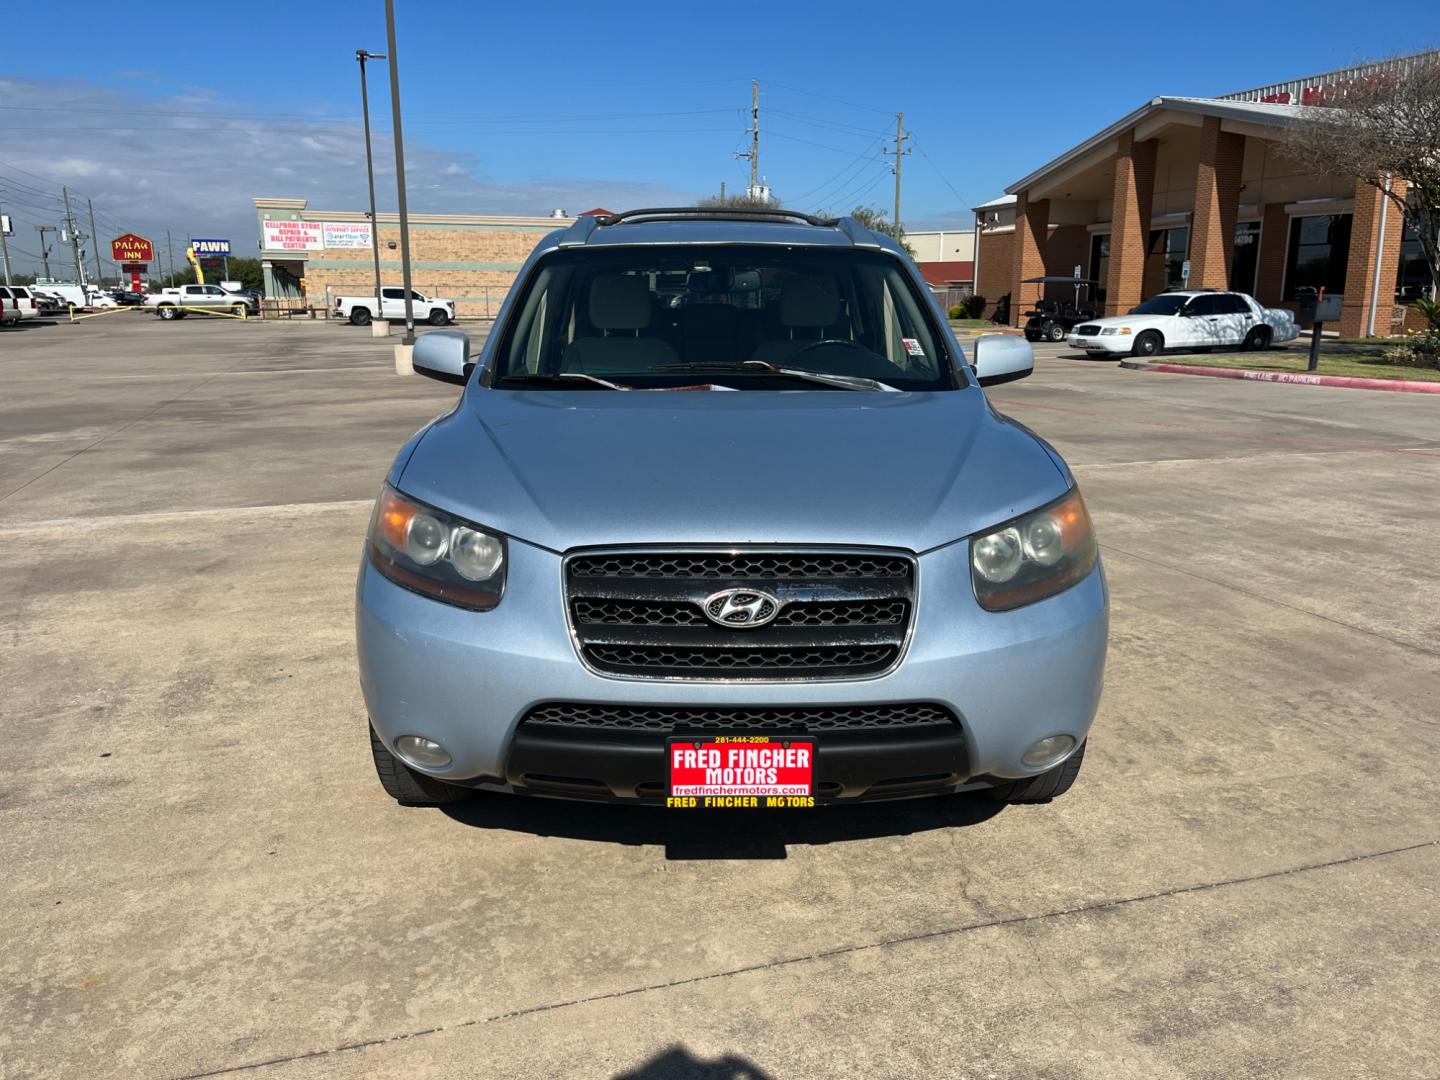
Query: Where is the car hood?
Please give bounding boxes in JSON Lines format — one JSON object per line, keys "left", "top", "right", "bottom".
{"left": 395, "top": 388, "right": 1069, "bottom": 553}
{"left": 1071, "top": 313, "right": 1173, "bottom": 332}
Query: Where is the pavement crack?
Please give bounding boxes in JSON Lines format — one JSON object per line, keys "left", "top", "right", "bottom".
{"left": 1103, "top": 544, "right": 1440, "bottom": 659}
{"left": 169, "top": 839, "right": 1437, "bottom": 1079}
{"left": 0, "top": 372, "right": 228, "bottom": 505}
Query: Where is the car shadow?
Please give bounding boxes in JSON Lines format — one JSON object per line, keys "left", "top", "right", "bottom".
{"left": 1, "top": 319, "right": 60, "bottom": 331}
{"left": 440, "top": 791, "right": 1004, "bottom": 860}
{"left": 613, "top": 1045, "right": 775, "bottom": 1079}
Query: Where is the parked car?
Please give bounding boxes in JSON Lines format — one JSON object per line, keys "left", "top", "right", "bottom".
{"left": 1068, "top": 289, "right": 1300, "bottom": 357}
{"left": 335, "top": 287, "right": 454, "bottom": 326}
{"left": 30, "top": 289, "right": 68, "bottom": 317}
{"left": 33, "top": 283, "right": 117, "bottom": 310}
{"left": 356, "top": 207, "right": 1108, "bottom": 809}
{"left": 145, "top": 283, "right": 257, "bottom": 320}
{"left": 109, "top": 289, "right": 146, "bottom": 306}
{"left": 0, "top": 285, "right": 36, "bottom": 324}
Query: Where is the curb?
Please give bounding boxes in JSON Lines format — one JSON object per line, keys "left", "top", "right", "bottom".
{"left": 1118, "top": 360, "right": 1440, "bottom": 395}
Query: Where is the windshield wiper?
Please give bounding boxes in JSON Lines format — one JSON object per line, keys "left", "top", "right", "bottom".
{"left": 499, "top": 372, "right": 633, "bottom": 390}
{"left": 654, "top": 360, "right": 898, "bottom": 392}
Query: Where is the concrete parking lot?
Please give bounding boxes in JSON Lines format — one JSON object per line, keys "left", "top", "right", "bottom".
{"left": 3, "top": 316, "right": 1438, "bottom": 1079}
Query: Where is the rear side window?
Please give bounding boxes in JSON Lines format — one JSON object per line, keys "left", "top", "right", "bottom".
{"left": 494, "top": 245, "right": 957, "bottom": 391}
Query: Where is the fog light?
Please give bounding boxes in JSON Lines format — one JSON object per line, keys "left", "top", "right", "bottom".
{"left": 394, "top": 735, "right": 451, "bottom": 770}
{"left": 1022, "top": 734, "right": 1076, "bottom": 769}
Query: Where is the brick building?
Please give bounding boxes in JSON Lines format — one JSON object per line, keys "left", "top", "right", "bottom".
{"left": 253, "top": 198, "right": 593, "bottom": 317}
{"left": 971, "top": 54, "right": 1438, "bottom": 338}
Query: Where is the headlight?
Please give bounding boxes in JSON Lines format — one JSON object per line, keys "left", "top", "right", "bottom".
{"left": 970, "top": 488, "right": 1097, "bottom": 612}
{"left": 367, "top": 485, "right": 507, "bottom": 610}
{"left": 1102, "top": 327, "right": 1132, "bottom": 336}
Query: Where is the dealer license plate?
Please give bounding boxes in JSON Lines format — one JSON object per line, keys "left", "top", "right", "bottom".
{"left": 666, "top": 735, "right": 815, "bottom": 808}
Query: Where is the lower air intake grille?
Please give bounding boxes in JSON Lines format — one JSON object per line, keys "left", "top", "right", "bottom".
{"left": 522, "top": 702, "right": 958, "bottom": 732}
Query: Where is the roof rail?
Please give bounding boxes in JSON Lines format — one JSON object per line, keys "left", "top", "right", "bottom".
{"left": 833, "top": 216, "right": 881, "bottom": 249}
{"left": 556, "top": 215, "right": 601, "bottom": 247}
{"left": 594, "top": 206, "right": 839, "bottom": 228}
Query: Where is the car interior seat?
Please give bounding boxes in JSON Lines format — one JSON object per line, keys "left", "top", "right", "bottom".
{"left": 562, "top": 275, "right": 679, "bottom": 374}
{"left": 753, "top": 275, "right": 844, "bottom": 364}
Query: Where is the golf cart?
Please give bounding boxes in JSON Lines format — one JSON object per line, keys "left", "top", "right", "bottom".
{"left": 1020, "top": 276, "right": 1099, "bottom": 342}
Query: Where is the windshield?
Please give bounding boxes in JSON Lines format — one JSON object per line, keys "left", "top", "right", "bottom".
{"left": 1128, "top": 295, "right": 1188, "bottom": 316}
{"left": 492, "top": 246, "right": 959, "bottom": 390}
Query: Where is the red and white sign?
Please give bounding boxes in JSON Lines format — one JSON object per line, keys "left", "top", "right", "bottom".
{"left": 262, "top": 220, "right": 324, "bottom": 251}
{"left": 111, "top": 233, "right": 155, "bottom": 263}
{"left": 668, "top": 738, "right": 814, "bottom": 798}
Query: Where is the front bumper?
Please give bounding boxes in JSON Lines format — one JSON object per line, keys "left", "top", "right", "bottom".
{"left": 1067, "top": 333, "right": 1132, "bottom": 353}
{"left": 356, "top": 539, "right": 1109, "bottom": 798}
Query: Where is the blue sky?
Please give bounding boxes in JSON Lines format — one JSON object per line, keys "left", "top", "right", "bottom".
{"left": 1, "top": 0, "right": 1437, "bottom": 274}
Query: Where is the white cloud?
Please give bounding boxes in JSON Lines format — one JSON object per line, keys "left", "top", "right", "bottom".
{"left": 0, "top": 76, "right": 692, "bottom": 275}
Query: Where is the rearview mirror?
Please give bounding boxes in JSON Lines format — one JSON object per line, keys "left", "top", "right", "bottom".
{"left": 971, "top": 334, "right": 1034, "bottom": 387}
{"left": 412, "top": 330, "right": 472, "bottom": 386}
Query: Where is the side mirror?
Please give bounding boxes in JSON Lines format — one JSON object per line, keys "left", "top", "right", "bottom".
{"left": 971, "top": 334, "right": 1034, "bottom": 387}
{"left": 412, "top": 330, "right": 473, "bottom": 386}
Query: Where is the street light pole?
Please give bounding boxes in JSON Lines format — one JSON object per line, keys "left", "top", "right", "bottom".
{"left": 356, "top": 48, "right": 387, "bottom": 325}
{"left": 383, "top": 0, "right": 416, "bottom": 344}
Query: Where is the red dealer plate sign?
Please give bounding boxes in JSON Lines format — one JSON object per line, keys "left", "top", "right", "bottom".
{"left": 111, "top": 233, "right": 155, "bottom": 263}
{"left": 667, "top": 735, "right": 815, "bottom": 807}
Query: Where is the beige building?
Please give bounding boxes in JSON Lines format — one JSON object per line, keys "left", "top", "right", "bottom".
{"left": 253, "top": 198, "right": 593, "bottom": 317}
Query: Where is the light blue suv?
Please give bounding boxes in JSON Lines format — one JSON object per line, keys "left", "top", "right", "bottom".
{"left": 357, "top": 208, "right": 1107, "bottom": 809}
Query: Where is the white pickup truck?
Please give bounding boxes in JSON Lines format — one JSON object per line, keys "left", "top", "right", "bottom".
{"left": 335, "top": 287, "right": 454, "bottom": 326}
{"left": 147, "top": 284, "right": 258, "bottom": 320}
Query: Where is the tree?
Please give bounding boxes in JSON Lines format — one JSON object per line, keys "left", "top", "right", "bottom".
{"left": 150, "top": 257, "right": 263, "bottom": 292}
{"left": 841, "top": 205, "right": 914, "bottom": 256}
{"left": 1280, "top": 57, "right": 1440, "bottom": 297}
{"left": 697, "top": 192, "right": 781, "bottom": 209}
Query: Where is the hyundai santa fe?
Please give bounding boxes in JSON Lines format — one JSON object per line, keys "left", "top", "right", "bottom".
{"left": 356, "top": 207, "right": 1108, "bottom": 809}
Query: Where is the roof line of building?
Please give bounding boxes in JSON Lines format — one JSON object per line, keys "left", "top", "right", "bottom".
{"left": 1000, "top": 95, "right": 1312, "bottom": 198}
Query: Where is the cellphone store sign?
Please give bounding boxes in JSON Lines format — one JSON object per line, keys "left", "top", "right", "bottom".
{"left": 262, "top": 219, "right": 325, "bottom": 251}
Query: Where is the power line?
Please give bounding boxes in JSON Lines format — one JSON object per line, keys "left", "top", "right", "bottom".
{"left": 912, "top": 136, "right": 978, "bottom": 212}
{"left": 763, "top": 80, "right": 895, "bottom": 117}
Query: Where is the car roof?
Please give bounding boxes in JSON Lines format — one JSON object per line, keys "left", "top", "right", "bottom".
{"left": 544, "top": 207, "right": 906, "bottom": 256}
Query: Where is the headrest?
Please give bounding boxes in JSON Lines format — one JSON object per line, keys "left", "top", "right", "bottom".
{"left": 779, "top": 275, "right": 840, "bottom": 327}
{"left": 589, "top": 275, "right": 651, "bottom": 330}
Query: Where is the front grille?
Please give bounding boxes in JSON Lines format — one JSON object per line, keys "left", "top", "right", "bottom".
{"left": 1074, "top": 324, "right": 1101, "bottom": 336}
{"left": 523, "top": 702, "right": 958, "bottom": 732}
{"left": 573, "top": 597, "right": 907, "bottom": 627}
{"left": 565, "top": 548, "right": 915, "bottom": 680}
{"left": 569, "top": 553, "right": 910, "bottom": 579}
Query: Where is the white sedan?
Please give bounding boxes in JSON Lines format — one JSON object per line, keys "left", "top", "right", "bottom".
{"left": 1068, "top": 290, "right": 1300, "bottom": 358}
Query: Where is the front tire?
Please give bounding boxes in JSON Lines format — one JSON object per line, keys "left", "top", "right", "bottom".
{"left": 349, "top": 307, "right": 372, "bottom": 326}
{"left": 1046, "top": 321, "right": 1065, "bottom": 342}
{"left": 232, "top": 303, "right": 247, "bottom": 316}
{"left": 158, "top": 305, "right": 179, "bottom": 321}
{"left": 370, "top": 724, "right": 472, "bottom": 805}
{"left": 1242, "top": 326, "right": 1270, "bottom": 351}
{"left": 1130, "top": 330, "right": 1162, "bottom": 358}
{"left": 985, "top": 741, "right": 1086, "bottom": 804}
{"left": 428, "top": 309, "right": 450, "bottom": 326}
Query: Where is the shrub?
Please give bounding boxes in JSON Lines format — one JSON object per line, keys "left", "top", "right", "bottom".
{"left": 948, "top": 305, "right": 965, "bottom": 320}
{"left": 1410, "top": 296, "right": 1440, "bottom": 330}
{"left": 963, "top": 294, "right": 987, "bottom": 319}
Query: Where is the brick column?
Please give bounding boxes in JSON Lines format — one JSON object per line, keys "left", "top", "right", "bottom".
{"left": 1254, "top": 204, "right": 1289, "bottom": 307}
{"left": 1339, "top": 176, "right": 1410, "bottom": 338}
{"left": 1010, "top": 192, "right": 1048, "bottom": 326}
{"left": 1104, "top": 130, "right": 1157, "bottom": 316}
{"left": 1189, "top": 116, "right": 1245, "bottom": 289}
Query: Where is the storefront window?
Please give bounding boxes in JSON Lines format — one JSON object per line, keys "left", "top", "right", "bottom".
{"left": 1148, "top": 227, "right": 1189, "bottom": 289}
{"left": 1395, "top": 216, "right": 1434, "bottom": 302}
{"left": 1089, "top": 234, "right": 1109, "bottom": 303}
{"left": 1284, "top": 214, "right": 1352, "bottom": 299}
{"left": 1230, "top": 221, "right": 1260, "bottom": 295}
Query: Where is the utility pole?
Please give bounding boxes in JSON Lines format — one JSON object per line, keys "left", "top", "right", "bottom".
{"left": 34, "top": 225, "right": 56, "bottom": 280}
{"left": 719, "top": 181, "right": 725, "bottom": 202}
{"left": 166, "top": 229, "right": 176, "bottom": 285}
{"left": 62, "top": 187, "right": 86, "bottom": 286}
{"left": 356, "top": 48, "right": 388, "bottom": 319}
{"left": 884, "top": 111, "right": 911, "bottom": 229}
{"left": 384, "top": 0, "right": 416, "bottom": 344}
{"left": 87, "top": 199, "right": 104, "bottom": 287}
{"left": 734, "top": 80, "right": 759, "bottom": 198}
{"left": 0, "top": 202, "right": 12, "bottom": 285}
